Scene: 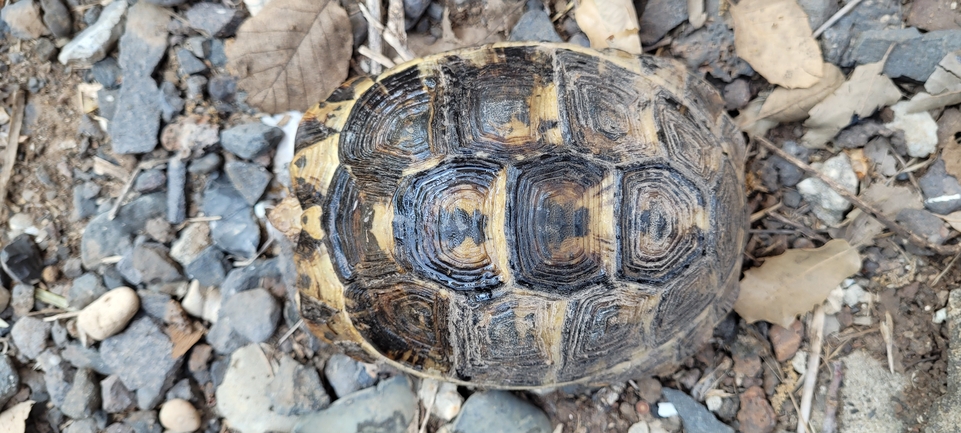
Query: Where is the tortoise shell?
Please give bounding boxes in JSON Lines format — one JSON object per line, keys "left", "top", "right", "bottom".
{"left": 290, "top": 42, "right": 747, "bottom": 388}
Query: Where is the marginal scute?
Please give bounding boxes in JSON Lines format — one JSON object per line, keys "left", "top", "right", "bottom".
{"left": 657, "top": 94, "right": 724, "bottom": 182}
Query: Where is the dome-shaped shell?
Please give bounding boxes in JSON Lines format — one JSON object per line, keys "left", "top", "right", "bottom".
{"left": 290, "top": 42, "right": 747, "bottom": 388}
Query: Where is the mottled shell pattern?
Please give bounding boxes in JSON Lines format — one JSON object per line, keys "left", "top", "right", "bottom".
{"left": 290, "top": 42, "right": 747, "bottom": 388}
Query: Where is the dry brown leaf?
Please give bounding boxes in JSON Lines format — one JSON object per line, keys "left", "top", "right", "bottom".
{"left": 575, "top": 0, "right": 642, "bottom": 55}
{"left": 735, "top": 95, "right": 779, "bottom": 137}
{"left": 902, "top": 91, "right": 961, "bottom": 114}
{"left": 842, "top": 183, "right": 922, "bottom": 246}
{"left": 938, "top": 211, "right": 961, "bottom": 232}
{"left": 226, "top": 0, "right": 352, "bottom": 113}
{"left": 802, "top": 61, "right": 902, "bottom": 148}
{"left": 735, "top": 239, "right": 861, "bottom": 327}
{"left": 731, "top": 0, "right": 823, "bottom": 89}
{"left": 758, "top": 63, "right": 844, "bottom": 123}
{"left": 0, "top": 401, "right": 34, "bottom": 433}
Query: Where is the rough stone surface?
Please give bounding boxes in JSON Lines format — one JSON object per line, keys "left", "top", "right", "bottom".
{"left": 64, "top": 419, "right": 99, "bottom": 433}
{"left": 847, "top": 28, "right": 961, "bottom": 82}
{"left": 101, "top": 317, "right": 182, "bottom": 409}
{"left": 0, "top": 354, "right": 19, "bottom": 407}
{"left": 81, "top": 194, "right": 166, "bottom": 268}
{"left": 897, "top": 208, "right": 950, "bottom": 245}
{"left": 449, "top": 390, "right": 552, "bottom": 433}
{"left": 1, "top": 234, "right": 43, "bottom": 284}
{"left": 293, "top": 376, "right": 418, "bottom": 433}
{"left": 185, "top": 2, "right": 240, "bottom": 36}
{"left": 167, "top": 157, "right": 188, "bottom": 224}
{"left": 184, "top": 246, "right": 227, "bottom": 287}
{"left": 206, "top": 316, "right": 248, "bottom": 355}
{"left": 267, "top": 356, "right": 330, "bottom": 416}
{"left": 672, "top": 21, "right": 753, "bottom": 82}
{"left": 102, "top": 374, "right": 136, "bottom": 413}
{"left": 908, "top": 0, "right": 961, "bottom": 31}
{"left": 662, "top": 388, "right": 733, "bottom": 433}
{"left": 796, "top": 153, "right": 859, "bottom": 226}
{"left": 61, "top": 369, "right": 101, "bottom": 419}
{"left": 11, "top": 283, "right": 34, "bottom": 317}
{"left": 62, "top": 343, "right": 112, "bottom": 375}
{"left": 797, "top": 0, "right": 838, "bottom": 30}
{"left": 220, "top": 288, "right": 280, "bottom": 343}
{"left": 134, "top": 169, "right": 166, "bottom": 193}
{"left": 39, "top": 0, "right": 71, "bottom": 38}
{"left": 220, "top": 123, "right": 284, "bottom": 160}
{"left": 58, "top": 0, "right": 125, "bottom": 65}
{"left": 216, "top": 344, "right": 299, "bottom": 432}
{"left": 324, "top": 353, "right": 377, "bottom": 398}
{"left": 11, "top": 316, "right": 51, "bottom": 359}
{"left": 176, "top": 47, "right": 207, "bottom": 76}
{"left": 920, "top": 159, "right": 961, "bottom": 214}
{"left": 92, "top": 57, "right": 122, "bottom": 89}
{"left": 820, "top": 0, "right": 901, "bottom": 65}
{"left": 68, "top": 272, "right": 107, "bottom": 309}
{"left": 203, "top": 175, "right": 260, "bottom": 258}
{"left": 925, "top": 290, "right": 961, "bottom": 433}
{"left": 737, "top": 386, "right": 776, "bottom": 433}
{"left": 225, "top": 160, "right": 272, "bottom": 205}
{"left": 640, "top": 0, "right": 687, "bottom": 45}
{"left": 1, "top": 0, "right": 49, "bottom": 40}
{"left": 38, "top": 348, "right": 70, "bottom": 406}
{"left": 768, "top": 321, "right": 803, "bottom": 362}
{"left": 509, "top": 6, "right": 561, "bottom": 42}
{"left": 117, "top": 243, "right": 182, "bottom": 285}
{"left": 72, "top": 181, "right": 101, "bottom": 221}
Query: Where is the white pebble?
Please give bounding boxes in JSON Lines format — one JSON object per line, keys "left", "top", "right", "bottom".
{"left": 656, "top": 402, "right": 677, "bottom": 417}
{"left": 159, "top": 398, "right": 201, "bottom": 432}
{"left": 77, "top": 287, "right": 140, "bottom": 340}
{"left": 843, "top": 284, "right": 866, "bottom": 307}
{"left": 432, "top": 382, "right": 463, "bottom": 421}
{"left": 58, "top": 1, "right": 127, "bottom": 65}
{"left": 886, "top": 100, "right": 938, "bottom": 158}
{"left": 934, "top": 308, "right": 948, "bottom": 324}
{"left": 705, "top": 395, "right": 723, "bottom": 412}
{"left": 792, "top": 351, "right": 808, "bottom": 375}
{"left": 796, "top": 153, "right": 858, "bottom": 226}
{"left": 628, "top": 421, "right": 650, "bottom": 433}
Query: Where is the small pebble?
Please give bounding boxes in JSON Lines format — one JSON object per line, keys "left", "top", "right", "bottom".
{"left": 657, "top": 402, "right": 678, "bottom": 417}
{"left": 77, "top": 287, "right": 140, "bottom": 341}
{"left": 159, "top": 398, "right": 201, "bottom": 432}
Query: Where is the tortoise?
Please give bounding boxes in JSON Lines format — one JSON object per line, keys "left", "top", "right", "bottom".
{"left": 290, "top": 42, "right": 747, "bottom": 388}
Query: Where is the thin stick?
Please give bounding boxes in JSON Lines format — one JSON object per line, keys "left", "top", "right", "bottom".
{"left": 358, "top": 2, "right": 416, "bottom": 62}
{"left": 0, "top": 90, "right": 25, "bottom": 221}
{"left": 755, "top": 136, "right": 961, "bottom": 255}
{"left": 386, "top": 0, "right": 408, "bottom": 49}
{"left": 358, "top": 45, "right": 396, "bottom": 69}
{"left": 821, "top": 361, "right": 844, "bottom": 433}
{"left": 278, "top": 319, "right": 303, "bottom": 344}
{"left": 812, "top": 0, "right": 866, "bottom": 38}
{"left": 364, "top": 0, "right": 383, "bottom": 75}
{"left": 797, "top": 305, "right": 824, "bottom": 433}
{"left": 933, "top": 251, "right": 961, "bottom": 286}
{"left": 881, "top": 311, "right": 895, "bottom": 373}
{"left": 750, "top": 202, "right": 782, "bottom": 223}
{"left": 107, "top": 159, "right": 167, "bottom": 220}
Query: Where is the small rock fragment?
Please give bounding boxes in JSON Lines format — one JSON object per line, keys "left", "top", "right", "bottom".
{"left": 886, "top": 100, "right": 939, "bottom": 158}
{"left": 796, "top": 153, "right": 859, "bottom": 226}
{"left": 1, "top": 234, "right": 43, "bottom": 284}
{"left": 159, "top": 398, "right": 201, "bottom": 432}
{"left": 267, "top": 356, "right": 331, "bottom": 416}
{"left": 1, "top": 0, "right": 49, "bottom": 40}
{"left": 663, "top": 388, "right": 734, "bottom": 433}
{"left": 896, "top": 208, "right": 950, "bottom": 245}
{"left": 220, "top": 288, "right": 279, "bottom": 343}
{"left": 61, "top": 369, "right": 101, "bottom": 419}
{"left": 64, "top": 419, "right": 99, "bottom": 433}
{"left": 68, "top": 272, "right": 108, "bottom": 309}
{"left": 185, "top": 2, "right": 240, "bottom": 37}
{"left": 225, "top": 160, "right": 272, "bottom": 205}
{"left": 509, "top": 6, "right": 562, "bottom": 42}
{"left": 797, "top": 0, "right": 838, "bottom": 30}
{"left": 184, "top": 246, "right": 227, "bottom": 288}
{"left": 639, "top": 0, "right": 687, "bottom": 45}
{"left": 11, "top": 316, "right": 51, "bottom": 359}
{"left": 62, "top": 343, "right": 112, "bottom": 375}
{"left": 220, "top": 123, "right": 284, "bottom": 160}
{"left": 768, "top": 320, "right": 804, "bottom": 362}
{"left": 117, "top": 243, "right": 182, "bottom": 285}
{"left": 57, "top": 0, "right": 126, "bottom": 65}
{"left": 38, "top": 0, "right": 70, "bottom": 38}
{"left": 170, "top": 223, "right": 211, "bottom": 267}
{"left": 292, "top": 376, "right": 418, "bottom": 433}
{"left": 847, "top": 28, "right": 961, "bottom": 82}
{"left": 449, "top": 390, "right": 552, "bottom": 433}
{"left": 176, "top": 48, "right": 207, "bottom": 76}
{"left": 135, "top": 169, "right": 166, "bottom": 193}
{"left": 101, "top": 317, "right": 183, "bottom": 409}
{"left": 324, "top": 354, "right": 377, "bottom": 398}
{"left": 737, "top": 386, "right": 776, "bottom": 433}
{"left": 920, "top": 159, "right": 961, "bottom": 214}
{"left": 216, "top": 345, "right": 299, "bottom": 432}
{"left": 92, "top": 57, "right": 122, "bottom": 89}
{"left": 77, "top": 286, "right": 140, "bottom": 341}
{"left": 203, "top": 176, "right": 260, "bottom": 259}
{"left": 102, "top": 374, "right": 136, "bottom": 413}
{"left": 0, "top": 355, "right": 20, "bottom": 407}
{"left": 11, "top": 283, "right": 34, "bottom": 317}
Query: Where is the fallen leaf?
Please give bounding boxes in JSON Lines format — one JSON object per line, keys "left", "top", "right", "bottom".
{"left": 0, "top": 401, "right": 34, "bottom": 433}
{"left": 575, "top": 0, "right": 642, "bottom": 55}
{"left": 903, "top": 91, "right": 961, "bottom": 115}
{"left": 731, "top": 0, "right": 823, "bottom": 89}
{"left": 841, "top": 183, "right": 923, "bottom": 247}
{"left": 938, "top": 211, "right": 961, "bottom": 232}
{"left": 758, "top": 63, "right": 845, "bottom": 123}
{"left": 925, "top": 50, "right": 961, "bottom": 95}
{"left": 226, "top": 0, "right": 352, "bottom": 113}
{"left": 802, "top": 61, "right": 902, "bottom": 148}
{"left": 735, "top": 239, "right": 861, "bottom": 327}
{"left": 735, "top": 94, "right": 779, "bottom": 138}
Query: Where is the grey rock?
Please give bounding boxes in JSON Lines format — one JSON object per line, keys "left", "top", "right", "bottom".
{"left": 221, "top": 123, "right": 284, "bottom": 160}
{"left": 0, "top": 354, "right": 19, "bottom": 407}
{"left": 62, "top": 258, "right": 83, "bottom": 278}
{"left": 80, "top": 216, "right": 129, "bottom": 269}
{"left": 82, "top": 4, "right": 100, "bottom": 26}
{"left": 221, "top": 288, "right": 280, "bottom": 343}
{"left": 208, "top": 39, "right": 227, "bottom": 68}
{"left": 11, "top": 316, "right": 51, "bottom": 359}
{"left": 672, "top": 22, "right": 754, "bottom": 82}
{"left": 101, "top": 317, "right": 182, "bottom": 410}
{"left": 798, "top": 0, "right": 838, "bottom": 32}
{"left": 134, "top": 169, "right": 166, "bottom": 193}
{"left": 1, "top": 234, "right": 43, "bottom": 284}
{"left": 118, "top": 3, "right": 167, "bottom": 78}
{"left": 166, "top": 157, "right": 186, "bottom": 224}
{"left": 185, "top": 75, "right": 207, "bottom": 100}
{"left": 106, "top": 424, "right": 135, "bottom": 433}
{"left": 62, "top": 369, "right": 101, "bottom": 420}
{"left": 20, "top": 366, "right": 49, "bottom": 403}
{"left": 33, "top": 36, "right": 56, "bottom": 60}
{"left": 176, "top": 47, "right": 207, "bottom": 75}
{"left": 835, "top": 121, "right": 886, "bottom": 149}
{"left": 117, "top": 243, "right": 182, "bottom": 286}
{"left": 39, "top": 0, "right": 70, "bottom": 38}
{"left": 187, "top": 152, "right": 221, "bottom": 174}
{"left": 768, "top": 141, "right": 809, "bottom": 188}
{"left": 38, "top": 348, "right": 70, "bottom": 406}
{"left": 72, "top": 182, "right": 101, "bottom": 221}
{"left": 1, "top": 0, "right": 48, "bottom": 40}
{"left": 124, "top": 410, "right": 163, "bottom": 433}
{"left": 143, "top": 0, "right": 186, "bottom": 6}
{"left": 51, "top": 319, "right": 68, "bottom": 346}
{"left": 293, "top": 376, "right": 417, "bottom": 433}
{"left": 723, "top": 79, "right": 750, "bottom": 110}
{"left": 569, "top": 32, "right": 590, "bottom": 47}
{"left": 159, "top": 81, "right": 184, "bottom": 123}
{"left": 324, "top": 354, "right": 377, "bottom": 398}
{"left": 184, "top": 36, "right": 209, "bottom": 58}
{"left": 404, "top": 0, "right": 430, "bottom": 28}
{"left": 225, "top": 160, "right": 272, "bottom": 205}
{"left": 797, "top": 153, "right": 859, "bottom": 226}
{"left": 184, "top": 246, "right": 227, "bottom": 287}
{"left": 137, "top": 291, "right": 171, "bottom": 320}
{"left": 663, "top": 388, "right": 734, "bottom": 433}
{"left": 206, "top": 317, "right": 248, "bottom": 355}
{"left": 920, "top": 159, "right": 961, "bottom": 214}
{"left": 164, "top": 378, "right": 194, "bottom": 402}
{"left": 62, "top": 343, "right": 113, "bottom": 375}
{"left": 57, "top": 0, "right": 125, "bottom": 65}
{"left": 897, "top": 209, "right": 949, "bottom": 245}
{"left": 640, "top": 0, "right": 687, "bottom": 45}
{"left": 451, "top": 391, "right": 552, "bottom": 433}
{"left": 509, "top": 7, "right": 561, "bottom": 43}
{"left": 97, "top": 88, "right": 119, "bottom": 120}
{"left": 100, "top": 374, "right": 134, "bottom": 413}
{"left": 846, "top": 28, "right": 961, "bottom": 82}
{"left": 68, "top": 273, "right": 107, "bottom": 309}
{"left": 820, "top": 0, "right": 900, "bottom": 65}
{"left": 11, "top": 283, "right": 34, "bottom": 317}
{"left": 203, "top": 176, "right": 260, "bottom": 259}
{"left": 185, "top": 3, "right": 240, "bottom": 37}
{"left": 783, "top": 189, "right": 803, "bottom": 208}
{"left": 145, "top": 218, "right": 174, "bottom": 243}
{"left": 268, "top": 356, "right": 330, "bottom": 416}
{"left": 207, "top": 75, "right": 236, "bottom": 102}
{"left": 64, "top": 418, "right": 99, "bottom": 433}
{"left": 220, "top": 257, "right": 283, "bottom": 299}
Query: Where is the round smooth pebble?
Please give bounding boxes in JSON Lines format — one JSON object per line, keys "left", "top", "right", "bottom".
{"left": 159, "top": 398, "right": 201, "bottom": 432}
{"left": 77, "top": 287, "right": 140, "bottom": 341}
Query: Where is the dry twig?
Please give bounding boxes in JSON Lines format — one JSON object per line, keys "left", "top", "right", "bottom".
{"left": 812, "top": 0, "right": 866, "bottom": 38}
{"left": 107, "top": 159, "right": 168, "bottom": 220}
{"left": 821, "top": 361, "right": 844, "bottom": 433}
{"left": 364, "top": 0, "right": 384, "bottom": 75}
{"left": 0, "top": 90, "right": 25, "bottom": 221}
{"left": 797, "top": 305, "right": 824, "bottom": 433}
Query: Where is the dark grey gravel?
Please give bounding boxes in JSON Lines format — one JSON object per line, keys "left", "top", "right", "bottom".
{"left": 640, "top": 0, "right": 688, "bottom": 45}
{"left": 159, "top": 81, "right": 185, "bottom": 123}
{"left": 184, "top": 36, "right": 209, "bottom": 58}
{"left": 820, "top": 0, "right": 900, "bottom": 65}
{"left": 1, "top": 234, "right": 43, "bottom": 284}
{"left": 206, "top": 317, "right": 249, "bottom": 355}
{"left": 672, "top": 22, "right": 754, "bottom": 82}
{"left": 64, "top": 418, "right": 99, "bottom": 433}
{"left": 220, "top": 123, "right": 284, "bottom": 160}
{"left": 185, "top": 2, "right": 240, "bottom": 37}
{"left": 117, "top": 243, "right": 182, "bottom": 286}
{"left": 11, "top": 315, "right": 51, "bottom": 359}
{"left": 82, "top": 4, "right": 101, "bottom": 26}
{"left": 176, "top": 47, "right": 207, "bottom": 75}
{"left": 208, "top": 74, "right": 237, "bottom": 102}
{"left": 452, "top": 390, "right": 553, "bottom": 433}
{"left": 897, "top": 208, "right": 949, "bottom": 245}
{"left": 404, "top": 0, "right": 430, "bottom": 28}
{"left": 137, "top": 291, "right": 172, "bottom": 321}
{"left": 324, "top": 353, "right": 377, "bottom": 398}
{"left": 106, "top": 424, "right": 136, "bottom": 433}
{"left": 61, "top": 369, "right": 102, "bottom": 420}
{"left": 165, "top": 378, "right": 194, "bottom": 402}
{"left": 663, "top": 388, "right": 734, "bottom": 433}
{"left": 220, "top": 288, "right": 280, "bottom": 343}
{"left": 101, "top": 317, "right": 183, "bottom": 410}
{"left": 134, "top": 169, "right": 166, "bottom": 193}
{"left": 72, "top": 181, "right": 101, "bottom": 221}
{"left": 39, "top": 0, "right": 71, "bottom": 38}
{"left": 208, "top": 39, "right": 227, "bottom": 68}
{"left": 124, "top": 410, "right": 164, "bottom": 433}
{"left": 38, "top": 348, "right": 70, "bottom": 406}
{"left": 293, "top": 376, "right": 417, "bottom": 433}
{"left": 68, "top": 272, "right": 107, "bottom": 309}
{"left": 0, "top": 354, "right": 19, "bottom": 407}
{"left": 225, "top": 160, "right": 272, "bottom": 205}
{"left": 187, "top": 152, "right": 221, "bottom": 174}
{"left": 167, "top": 156, "right": 187, "bottom": 224}
{"left": 185, "top": 75, "right": 207, "bottom": 100}
{"left": 220, "top": 257, "right": 283, "bottom": 299}
{"left": 509, "top": 6, "right": 561, "bottom": 43}
{"left": 11, "top": 283, "right": 34, "bottom": 317}
{"left": 268, "top": 356, "right": 330, "bottom": 416}
{"left": 920, "top": 159, "right": 961, "bottom": 214}
{"left": 102, "top": 374, "right": 136, "bottom": 413}
{"left": 63, "top": 343, "right": 113, "bottom": 375}
{"left": 843, "top": 27, "right": 961, "bottom": 82}
{"left": 184, "top": 246, "right": 227, "bottom": 287}
{"left": 92, "top": 57, "right": 122, "bottom": 89}
{"left": 202, "top": 175, "right": 260, "bottom": 259}
{"left": 33, "top": 37, "right": 56, "bottom": 61}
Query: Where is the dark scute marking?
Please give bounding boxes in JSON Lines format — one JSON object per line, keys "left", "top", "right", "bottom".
{"left": 293, "top": 178, "right": 324, "bottom": 208}
{"left": 322, "top": 167, "right": 395, "bottom": 283}
{"left": 439, "top": 208, "right": 487, "bottom": 249}
{"left": 294, "top": 116, "right": 336, "bottom": 153}
{"left": 507, "top": 153, "right": 607, "bottom": 293}
{"left": 327, "top": 85, "right": 355, "bottom": 102}
{"left": 300, "top": 295, "right": 339, "bottom": 324}
{"left": 656, "top": 92, "right": 723, "bottom": 181}
{"left": 295, "top": 230, "right": 325, "bottom": 257}
{"left": 560, "top": 285, "right": 648, "bottom": 380}
{"left": 346, "top": 282, "right": 451, "bottom": 372}
{"left": 293, "top": 155, "right": 306, "bottom": 169}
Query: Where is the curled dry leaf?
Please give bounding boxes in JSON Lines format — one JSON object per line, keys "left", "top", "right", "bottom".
{"left": 758, "top": 63, "right": 844, "bottom": 123}
{"left": 735, "top": 239, "right": 861, "bottom": 328}
{"left": 226, "top": 0, "right": 353, "bottom": 113}
{"left": 575, "top": 0, "right": 642, "bottom": 55}
{"left": 842, "top": 183, "right": 922, "bottom": 247}
{"left": 938, "top": 212, "right": 961, "bottom": 232}
{"left": 731, "top": 0, "right": 823, "bottom": 89}
{"left": 735, "top": 94, "right": 779, "bottom": 138}
{"left": 0, "top": 401, "right": 34, "bottom": 433}
{"left": 802, "top": 61, "right": 902, "bottom": 148}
